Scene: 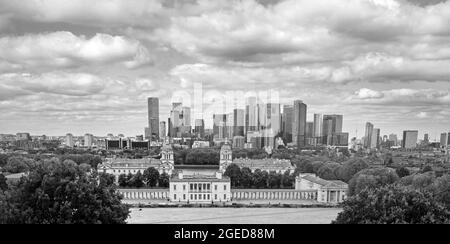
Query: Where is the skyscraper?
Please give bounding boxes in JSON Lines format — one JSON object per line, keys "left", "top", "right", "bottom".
{"left": 441, "top": 133, "right": 448, "bottom": 147}
{"left": 213, "top": 114, "right": 228, "bottom": 139}
{"left": 245, "top": 97, "right": 259, "bottom": 133}
{"left": 194, "top": 119, "right": 205, "bottom": 138}
{"left": 181, "top": 107, "right": 191, "bottom": 127}
{"left": 282, "top": 105, "right": 293, "bottom": 143}
{"left": 66, "top": 133, "right": 74, "bottom": 148}
{"left": 147, "top": 97, "right": 159, "bottom": 140}
{"left": 84, "top": 133, "right": 94, "bottom": 148}
{"left": 293, "top": 100, "right": 307, "bottom": 148}
{"left": 364, "top": 122, "right": 374, "bottom": 148}
{"left": 389, "top": 134, "right": 398, "bottom": 146}
{"left": 313, "top": 114, "right": 323, "bottom": 138}
{"left": 233, "top": 109, "right": 245, "bottom": 137}
{"left": 402, "top": 130, "right": 419, "bottom": 149}
{"left": 159, "top": 121, "right": 166, "bottom": 139}
{"left": 371, "top": 128, "right": 380, "bottom": 149}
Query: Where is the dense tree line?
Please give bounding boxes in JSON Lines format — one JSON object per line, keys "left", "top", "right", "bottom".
{"left": 291, "top": 157, "right": 370, "bottom": 183}
{"left": 334, "top": 164, "right": 450, "bottom": 224}
{"left": 224, "top": 164, "right": 295, "bottom": 189}
{"left": 117, "top": 167, "right": 170, "bottom": 188}
{"left": 0, "top": 158, "right": 129, "bottom": 224}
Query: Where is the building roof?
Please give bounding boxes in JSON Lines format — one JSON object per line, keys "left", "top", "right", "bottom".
{"left": 300, "top": 174, "right": 348, "bottom": 189}
{"left": 233, "top": 158, "right": 294, "bottom": 171}
{"left": 170, "top": 174, "right": 231, "bottom": 183}
{"left": 175, "top": 165, "right": 220, "bottom": 170}
{"left": 100, "top": 158, "right": 162, "bottom": 169}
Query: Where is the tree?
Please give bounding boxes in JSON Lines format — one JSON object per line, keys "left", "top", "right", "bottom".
{"left": 143, "top": 167, "right": 160, "bottom": 187}
{"left": 333, "top": 185, "right": 450, "bottom": 224}
{"left": 317, "top": 163, "right": 340, "bottom": 180}
{"left": 240, "top": 167, "right": 253, "bottom": 188}
{"left": 99, "top": 173, "right": 116, "bottom": 188}
{"left": 118, "top": 174, "right": 128, "bottom": 188}
{"left": 4, "top": 156, "right": 36, "bottom": 173}
{"left": 268, "top": 171, "right": 281, "bottom": 189}
{"left": 224, "top": 164, "right": 242, "bottom": 188}
{"left": 338, "top": 158, "right": 369, "bottom": 182}
{"left": 252, "top": 169, "right": 268, "bottom": 188}
{"left": 281, "top": 170, "right": 294, "bottom": 189}
{"left": 396, "top": 167, "right": 410, "bottom": 178}
{"left": 0, "top": 174, "right": 7, "bottom": 191}
{"left": 0, "top": 158, "right": 129, "bottom": 224}
{"left": 348, "top": 167, "right": 399, "bottom": 196}
{"left": 129, "top": 171, "right": 144, "bottom": 188}
{"left": 158, "top": 173, "right": 170, "bottom": 188}
{"left": 311, "top": 161, "right": 325, "bottom": 174}
{"left": 433, "top": 174, "right": 450, "bottom": 208}
{"left": 422, "top": 165, "right": 433, "bottom": 173}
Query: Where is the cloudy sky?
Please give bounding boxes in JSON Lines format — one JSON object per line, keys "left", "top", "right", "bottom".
{"left": 0, "top": 0, "right": 449, "bottom": 140}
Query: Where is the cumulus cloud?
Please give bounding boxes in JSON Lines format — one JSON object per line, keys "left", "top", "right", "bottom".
{"left": 348, "top": 88, "right": 450, "bottom": 106}
{"left": 0, "top": 32, "right": 151, "bottom": 70}
{"left": 0, "top": 72, "right": 106, "bottom": 98}
{"left": 0, "top": 0, "right": 167, "bottom": 28}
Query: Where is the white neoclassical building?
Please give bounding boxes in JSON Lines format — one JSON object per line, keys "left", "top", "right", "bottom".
{"left": 295, "top": 174, "right": 348, "bottom": 203}
{"left": 169, "top": 171, "right": 231, "bottom": 203}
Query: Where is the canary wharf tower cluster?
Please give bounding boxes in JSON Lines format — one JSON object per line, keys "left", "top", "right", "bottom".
{"left": 143, "top": 96, "right": 349, "bottom": 150}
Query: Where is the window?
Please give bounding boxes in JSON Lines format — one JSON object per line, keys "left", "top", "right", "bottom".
{"left": 174, "top": 194, "right": 177, "bottom": 200}
{"left": 199, "top": 194, "right": 202, "bottom": 200}
{"left": 195, "top": 194, "right": 197, "bottom": 200}
{"left": 224, "top": 185, "right": 227, "bottom": 190}
{"left": 215, "top": 194, "right": 217, "bottom": 200}
{"left": 207, "top": 184, "right": 210, "bottom": 190}
{"left": 174, "top": 185, "right": 177, "bottom": 190}
{"left": 215, "top": 185, "right": 218, "bottom": 190}
{"left": 194, "top": 184, "right": 197, "bottom": 190}
{"left": 183, "top": 185, "right": 186, "bottom": 190}
{"left": 224, "top": 194, "right": 226, "bottom": 199}
{"left": 183, "top": 194, "right": 186, "bottom": 200}
{"left": 190, "top": 194, "right": 193, "bottom": 200}
{"left": 190, "top": 184, "right": 193, "bottom": 190}
{"left": 203, "top": 183, "right": 206, "bottom": 190}
{"left": 207, "top": 194, "right": 210, "bottom": 200}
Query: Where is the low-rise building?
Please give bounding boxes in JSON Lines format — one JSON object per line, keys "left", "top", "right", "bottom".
{"left": 295, "top": 174, "right": 348, "bottom": 203}
{"left": 169, "top": 171, "right": 231, "bottom": 203}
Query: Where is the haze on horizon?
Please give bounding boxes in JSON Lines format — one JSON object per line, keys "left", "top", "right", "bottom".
{"left": 0, "top": 0, "right": 449, "bottom": 140}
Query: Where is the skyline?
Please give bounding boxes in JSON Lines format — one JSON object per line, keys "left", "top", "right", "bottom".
{"left": 1, "top": 0, "right": 449, "bottom": 139}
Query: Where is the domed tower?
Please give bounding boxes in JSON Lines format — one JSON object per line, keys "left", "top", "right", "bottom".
{"left": 160, "top": 142, "right": 174, "bottom": 174}
{"left": 220, "top": 142, "right": 233, "bottom": 172}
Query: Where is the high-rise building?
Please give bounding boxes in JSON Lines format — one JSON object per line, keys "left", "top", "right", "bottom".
{"left": 84, "top": 133, "right": 94, "bottom": 148}
{"left": 441, "top": 133, "right": 448, "bottom": 147}
{"left": 213, "top": 114, "right": 228, "bottom": 139}
{"left": 313, "top": 114, "right": 323, "bottom": 138}
{"left": 389, "top": 134, "right": 398, "bottom": 146}
{"left": 233, "top": 136, "right": 245, "bottom": 149}
{"left": 65, "top": 133, "right": 74, "bottom": 148}
{"left": 170, "top": 110, "right": 180, "bottom": 137}
{"left": 159, "top": 122, "right": 166, "bottom": 139}
{"left": 282, "top": 105, "right": 293, "bottom": 143}
{"left": 245, "top": 97, "right": 259, "bottom": 133}
{"left": 258, "top": 103, "right": 281, "bottom": 139}
{"left": 364, "top": 122, "right": 374, "bottom": 148}
{"left": 181, "top": 107, "right": 191, "bottom": 127}
{"left": 306, "top": 122, "right": 314, "bottom": 139}
{"left": 423, "top": 134, "right": 429, "bottom": 144}
{"left": 371, "top": 128, "right": 381, "bottom": 149}
{"left": 293, "top": 100, "right": 307, "bottom": 148}
{"left": 16, "top": 133, "right": 31, "bottom": 141}
{"left": 233, "top": 109, "right": 245, "bottom": 137}
{"left": 194, "top": 119, "right": 205, "bottom": 138}
{"left": 402, "top": 130, "right": 419, "bottom": 149}
{"left": 147, "top": 97, "right": 160, "bottom": 140}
